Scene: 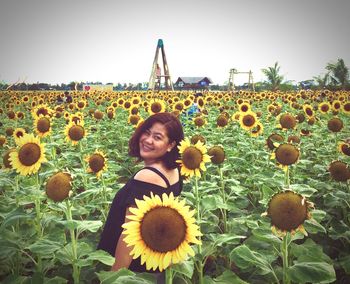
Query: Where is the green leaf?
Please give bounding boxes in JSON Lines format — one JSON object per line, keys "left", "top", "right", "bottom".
{"left": 338, "top": 254, "right": 350, "bottom": 274}
{"left": 86, "top": 250, "right": 115, "bottom": 266}
{"left": 172, "top": 259, "right": 194, "bottom": 278}
{"left": 0, "top": 208, "right": 36, "bottom": 230}
{"left": 230, "top": 245, "right": 271, "bottom": 275}
{"left": 287, "top": 262, "right": 336, "bottom": 284}
{"left": 212, "top": 269, "right": 249, "bottom": 284}
{"left": 96, "top": 269, "right": 135, "bottom": 284}
{"left": 304, "top": 218, "right": 326, "bottom": 234}
{"left": 290, "top": 238, "right": 332, "bottom": 263}
{"left": 27, "top": 239, "right": 62, "bottom": 256}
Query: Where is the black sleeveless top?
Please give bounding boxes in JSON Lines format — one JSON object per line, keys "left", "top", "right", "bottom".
{"left": 97, "top": 167, "right": 183, "bottom": 272}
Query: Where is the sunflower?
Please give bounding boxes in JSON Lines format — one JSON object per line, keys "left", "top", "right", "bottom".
{"left": 328, "top": 161, "right": 350, "bottom": 182}
{"left": 279, "top": 113, "right": 297, "bottom": 130}
{"left": 287, "top": 135, "right": 301, "bottom": 144}
{"left": 65, "top": 121, "right": 87, "bottom": 146}
{"left": 208, "top": 145, "right": 225, "bottom": 165}
{"left": 76, "top": 100, "right": 87, "bottom": 110}
{"left": 32, "top": 104, "right": 53, "bottom": 119}
{"left": 190, "top": 134, "right": 206, "bottom": 145}
{"left": 318, "top": 102, "right": 331, "bottom": 114}
{"left": 173, "top": 101, "right": 185, "bottom": 113}
{"left": 46, "top": 172, "right": 72, "bottom": 202}
{"left": 9, "top": 133, "right": 47, "bottom": 176}
{"left": 148, "top": 99, "right": 166, "bottom": 115}
{"left": 122, "top": 192, "right": 202, "bottom": 272}
{"left": 177, "top": 138, "right": 211, "bottom": 178}
{"left": 128, "top": 114, "right": 143, "bottom": 127}
{"left": 263, "top": 190, "right": 313, "bottom": 237}
{"left": 303, "top": 104, "right": 314, "bottom": 118}
{"left": 85, "top": 150, "right": 108, "bottom": 178}
{"left": 272, "top": 143, "right": 300, "bottom": 169}
{"left": 193, "top": 116, "right": 207, "bottom": 128}
{"left": 13, "top": 128, "right": 27, "bottom": 145}
{"left": 238, "top": 102, "right": 251, "bottom": 113}
{"left": 34, "top": 115, "right": 52, "bottom": 138}
{"left": 216, "top": 114, "right": 229, "bottom": 128}
{"left": 338, "top": 142, "right": 350, "bottom": 157}
{"left": 0, "top": 135, "right": 7, "bottom": 147}
{"left": 2, "top": 148, "right": 16, "bottom": 169}
{"left": 94, "top": 110, "right": 104, "bottom": 120}
{"left": 239, "top": 111, "right": 258, "bottom": 131}
{"left": 69, "top": 112, "right": 84, "bottom": 125}
{"left": 327, "top": 117, "right": 343, "bottom": 132}
{"left": 250, "top": 122, "right": 264, "bottom": 137}
{"left": 341, "top": 101, "right": 350, "bottom": 114}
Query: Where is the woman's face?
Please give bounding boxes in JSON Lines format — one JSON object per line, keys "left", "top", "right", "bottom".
{"left": 139, "top": 122, "right": 175, "bottom": 163}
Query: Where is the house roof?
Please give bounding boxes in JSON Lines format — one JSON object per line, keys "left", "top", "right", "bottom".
{"left": 176, "top": 77, "right": 213, "bottom": 84}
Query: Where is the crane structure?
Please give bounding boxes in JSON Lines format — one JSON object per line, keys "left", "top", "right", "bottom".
{"left": 148, "top": 39, "right": 174, "bottom": 91}
{"left": 228, "top": 68, "right": 255, "bottom": 92}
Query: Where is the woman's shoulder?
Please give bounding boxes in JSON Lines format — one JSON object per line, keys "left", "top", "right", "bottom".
{"left": 133, "top": 168, "right": 168, "bottom": 188}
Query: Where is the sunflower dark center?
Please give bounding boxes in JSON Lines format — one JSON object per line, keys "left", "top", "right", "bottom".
{"left": 124, "top": 102, "right": 131, "bottom": 109}
{"left": 46, "top": 172, "right": 72, "bottom": 202}
{"left": 329, "top": 161, "right": 350, "bottom": 182}
{"left": 327, "top": 118, "right": 343, "bottom": 132}
{"left": 194, "top": 117, "right": 205, "bottom": 127}
{"left": 208, "top": 146, "right": 225, "bottom": 164}
{"left": 280, "top": 114, "right": 296, "bottom": 129}
{"left": 36, "top": 108, "right": 48, "bottom": 116}
{"left": 217, "top": 116, "right": 228, "bottom": 127}
{"left": 242, "top": 114, "right": 255, "bottom": 127}
{"left": 175, "top": 103, "right": 184, "bottom": 111}
{"left": 68, "top": 125, "right": 85, "bottom": 141}
{"left": 18, "top": 143, "right": 41, "bottom": 166}
{"left": 37, "top": 117, "right": 50, "bottom": 132}
{"left": 305, "top": 108, "right": 313, "bottom": 116}
{"left": 341, "top": 144, "right": 350, "bottom": 156}
{"left": 94, "top": 111, "right": 103, "bottom": 120}
{"left": 275, "top": 144, "right": 299, "bottom": 165}
{"left": 241, "top": 105, "right": 249, "bottom": 112}
{"left": 89, "top": 154, "right": 105, "bottom": 172}
{"left": 16, "top": 131, "right": 24, "bottom": 138}
{"left": 130, "top": 115, "right": 140, "bottom": 125}
{"left": 268, "top": 191, "right": 308, "bottom": 231}
{"left": 343, "top": 103, "right": 350, "bottom": 112}
{"left": 151, "top": 102, "right": 162, "bottom": 113}
{"left": 78, "top": 102, "right": 85, "bottom": 108}
{"left": 141, "top": 207, "right": 186, "bottom": 253}
{"left": 182, "top": 147, "right": 203, "bottom": 170}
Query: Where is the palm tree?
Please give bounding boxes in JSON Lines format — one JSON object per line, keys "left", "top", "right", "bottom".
{"left": 261, "top": 62, "right": 284, "bottom": 91}
{"left": 326, "top": 58, "right": 349, "bottom": 89}
{"left": 313, "top": 73, "right": 330, "bottom": 89}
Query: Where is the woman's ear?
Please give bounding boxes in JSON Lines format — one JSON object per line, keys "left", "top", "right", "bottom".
{"left": 167, "top": 141, "right": 176, "bottom": 152}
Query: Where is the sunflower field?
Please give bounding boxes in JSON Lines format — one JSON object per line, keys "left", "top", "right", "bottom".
{"left": 0, "top": 89, "right": 350, "bottom": 284}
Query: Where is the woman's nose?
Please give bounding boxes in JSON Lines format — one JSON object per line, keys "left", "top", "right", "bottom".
{"left": 144, "top": 135, "right": 153, "bottom": 144}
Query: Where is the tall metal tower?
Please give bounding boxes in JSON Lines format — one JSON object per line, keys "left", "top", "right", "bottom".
{"left": 228, "top": 68, "right": 255, "bottom": 91}
{"left": 148, "top": 39, "right": 174, "bottom": 91}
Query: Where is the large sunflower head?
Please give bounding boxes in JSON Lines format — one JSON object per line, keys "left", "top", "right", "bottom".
{"left": 9, "top": 133, "right": 47, "bottom": 176}
{"left": 318, "top": 102, "right": 331, "bottom": 114}
{"left": 148, "top": 99, "right": 166, "bottom": 115}
{"left": 46, "top": 172, "right": 73, "bottom": 202}
{"left": 272, "top": 143, "right": 300, "bottom": 168}
{"left": 216, "top": 114, "right": 229, "bottom": 128}
{"left": 177, "top": 138, "right": 211, "bottom": 178}
{"left": 64, "top": 121, "right": 87, "bottom": 146}
{"left": 239, "top": 111, "right": 258, "bottom": 131}
{"left": 327, "top": 117, "right": 343, "bottom": 132}
{"left": 279, "top": 113, "right": 297, "bottom": 130}
{"left": 122, "top": 192, "right": 202, "bottom": 271}
{"left": 263, "top": 190, "right": 313, "bottom": 237}
{"left": 208, "top": 145, "right": 225, "bottom": 165}
{"left": 328, "top": 161, "right": 350, "bottom": 182}
{"left": 85, "top": 150, "right": 108, "bottom": 178}
{"left": 34, "top": 115, "right": 52, "bottom": 138}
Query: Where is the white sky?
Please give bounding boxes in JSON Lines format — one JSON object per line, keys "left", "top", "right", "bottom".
{"left": 0, "top": 0, "right": 349, "bottom": 85}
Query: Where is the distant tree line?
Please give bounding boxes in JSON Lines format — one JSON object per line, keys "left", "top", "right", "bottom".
{"left": 1, "top": 59, "right": 348, "bottom": 92}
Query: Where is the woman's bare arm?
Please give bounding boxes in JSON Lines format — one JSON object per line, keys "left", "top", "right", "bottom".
{"left": 111, "top": 207, "right": 134, "bottom": 271}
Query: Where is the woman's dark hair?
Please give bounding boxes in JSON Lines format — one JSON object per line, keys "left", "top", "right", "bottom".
{"left": 129, "top": 112, "right": 184, "bottom": 169}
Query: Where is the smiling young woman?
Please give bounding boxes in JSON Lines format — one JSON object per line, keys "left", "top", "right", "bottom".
{"left": 98, "top": 112, "right": 184, "bottom": 283}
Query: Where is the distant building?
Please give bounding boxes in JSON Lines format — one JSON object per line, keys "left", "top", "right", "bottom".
{"left": 83, "top": 84, "right": 113, "bottom": 92}
{"left": 174, "top": 77, "right": 212, "bottom": 89}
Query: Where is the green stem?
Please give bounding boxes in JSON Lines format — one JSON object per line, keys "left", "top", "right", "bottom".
{"left": 34, "top": 172, "right": 43, "bottom": 272}
{"left": 65, "top": 199, "right": 80, "bottom": 284}
{"left": 284, "top": 166, "right": 290, "bottom": 188}
{"left": 165, "top": 267, "right": 173, "bottom": 284}
{"left": 219, "top": 166, "right": 227, "bottom": 233}
{"left": 282, "top": 233, "right": 290, "bottom": 284}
